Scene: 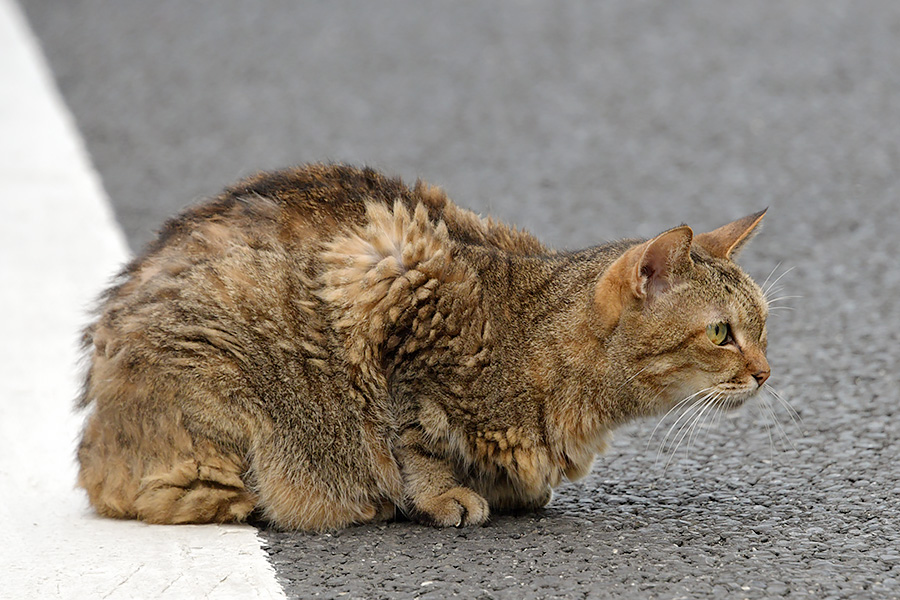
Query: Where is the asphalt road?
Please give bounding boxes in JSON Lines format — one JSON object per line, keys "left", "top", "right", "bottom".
{"left": 23, "top": 1, "right": 900, "bottom": 597}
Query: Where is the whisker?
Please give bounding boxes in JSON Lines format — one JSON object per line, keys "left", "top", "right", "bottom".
{"left": 764, "top": 394, "right": 796, "bottom": 455}
{"left": 764, "top": 282, "right": 790, "bottom": 300}
{"left": 651, "top": 388, "right": 714, "bottom": 452}
{"left": 649, "top": 382, "right": 801, "bottom": 468}
{"left": 647, "top": 387, "right": 712, "bottom": 450}
{"left": 711, "top": 393, "right": 729, "bottom": 432}
{"left": 656, "top": 394, "right": 709, "bottom": 466}
{"left": 760, "top": 262, "right": 783, "bottom": 295}
{"left": 663, "top": 408, "right": 699, "bottom": 470}
{"left": 655, "top": 405, "right": 695, "bottom": 465}
{"left": 663, "top": 391, "right": 720, "bottom": 470}
{"left": 763, "top": 266, "right": 795, "bottom": 298}
{"left": 756, "top": 398, "right": 777, "bottom": 459}
{"left": 764, "top": 394, "right": 797, "bottom": 453}
{"left": 764, "top": 383, "right": 802, "bottom": 429}
{"left": 695, "top": 392, "right": 725, "bottom": 449}
{"left": 685, "top": 392, "right": 719, "bottom": 452}
{"left": 761, "top": 384, "right": 801, "bottom": 454}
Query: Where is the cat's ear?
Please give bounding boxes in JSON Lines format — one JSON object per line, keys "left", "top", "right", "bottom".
{"left": 630, "top": 225, "right": 694, "bottom": 300}
{"left": 694, "top": 209, "right": 766, "bottom": 260}
{"left": 594, "top": 226, "right": 694, "bottom": 332}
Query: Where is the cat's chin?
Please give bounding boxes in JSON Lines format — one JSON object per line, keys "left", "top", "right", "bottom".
{"left": 717, "top": 395, "right": 750, "bottom": 411}
{"left": 715, "top": 386, "right": 761, "bottom": 411}
{"left": 662, "top": 382, "right": 761, "bottom": 415}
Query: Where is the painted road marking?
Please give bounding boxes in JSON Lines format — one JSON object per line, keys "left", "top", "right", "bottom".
{"left": 0, "top": 1, "right": 285, "bottom": 597}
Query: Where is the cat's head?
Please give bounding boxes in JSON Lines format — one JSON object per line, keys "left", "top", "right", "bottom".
{"left": 594, "top": 210, "right": 769, "bottom": 416}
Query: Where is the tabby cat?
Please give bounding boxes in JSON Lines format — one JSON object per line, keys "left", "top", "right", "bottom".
{"left": 77, "top": 164, "right": 770, "bottom": 530}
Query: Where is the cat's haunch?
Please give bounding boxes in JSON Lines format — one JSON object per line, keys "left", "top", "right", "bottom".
{"left": 77, "top": 164, "right": 769, "bottom": 530}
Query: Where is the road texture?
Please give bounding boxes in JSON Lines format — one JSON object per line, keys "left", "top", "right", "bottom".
{"left": 22, "top": 1, "right": 900, "bottom": 597}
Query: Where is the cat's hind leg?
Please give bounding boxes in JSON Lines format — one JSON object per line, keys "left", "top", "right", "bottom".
{"left": 247, "top": 423, "right": 400, "bottom": 531}
{"left": 479, "top": 476, "right": 553, "bottom": 515}
{"left": 132, "top": 445, "right": 257, "bottom": 524}
{"left": 77, "top": 404, "right": 257, "bottom": 524}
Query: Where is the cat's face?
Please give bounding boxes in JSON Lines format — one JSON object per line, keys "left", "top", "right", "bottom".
{"left": 594, "top": 211, "right": 770, "bottom": 416}
{"left": 629, "top": 256, "right": 769, "bottom": 413}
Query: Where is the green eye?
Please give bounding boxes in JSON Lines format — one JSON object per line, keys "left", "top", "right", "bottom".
{"left": 706, "top": 322, "right": 731, "bottom": 346}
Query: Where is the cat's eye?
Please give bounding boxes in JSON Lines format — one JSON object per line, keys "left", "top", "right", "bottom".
{"left": 706, "top": 322, "right": 731, "bottom": 346}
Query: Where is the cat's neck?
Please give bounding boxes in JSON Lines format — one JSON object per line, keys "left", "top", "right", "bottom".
{"left": 457, "top": 243, "right": 643, "bottom": 475}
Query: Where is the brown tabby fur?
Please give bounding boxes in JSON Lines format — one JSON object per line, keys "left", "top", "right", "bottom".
{"left": 77, "top": 164, "right": 770, "bottom": 530}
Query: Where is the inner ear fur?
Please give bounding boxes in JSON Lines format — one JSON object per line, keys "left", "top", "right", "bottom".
{"left": 694, "top": 209, "right": 767, "bottom": 260}
{"left": 594, "top": 226, "right": 694, "bottom": 334}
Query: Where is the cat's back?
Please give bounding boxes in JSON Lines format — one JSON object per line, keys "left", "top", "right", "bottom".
{"left": 138, "top": 164, "right": 547, "bottom": 263}
{"left": 86, "top": 164, "right": 549, "bottom": 396}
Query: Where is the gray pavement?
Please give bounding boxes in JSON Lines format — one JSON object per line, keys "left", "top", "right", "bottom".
{"left": 23, "top": 0, "right": 900, "bottom": 597}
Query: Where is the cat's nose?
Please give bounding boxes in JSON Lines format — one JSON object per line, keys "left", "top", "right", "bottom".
{"left": 747, "top": 351, "right": 770, "bottom": 387}
{"left": 752, "top": 368, "right": 770, "bottom": 387}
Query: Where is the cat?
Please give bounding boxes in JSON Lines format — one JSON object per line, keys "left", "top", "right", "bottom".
{"left": 77, "top": 164, "right": 770, "bottom": 530}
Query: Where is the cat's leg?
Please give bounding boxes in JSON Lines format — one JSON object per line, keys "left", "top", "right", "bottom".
{"left": 247, "top": 440, "right": 392, "bottom": 531}
{"left": 480, "top": 479, "right": 553, "bottom": 514}
{"left": 131, "top": 440, "right": 257, "bottom": 524}
{"left": 78, "top": 408, "right": 257, "bottom": 524}
{"left": 394, "top": 426, "right": 490, "bottom": 527}
{"left": 244, "top": 386, "right": 402, "bottom": 531}
{"left": 77, "top": 376, "right": 257, "bottom": 524}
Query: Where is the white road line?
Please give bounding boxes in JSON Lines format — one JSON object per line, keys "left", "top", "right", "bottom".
{"left": 0, "top": 1, "right": 286, "bottom": 598}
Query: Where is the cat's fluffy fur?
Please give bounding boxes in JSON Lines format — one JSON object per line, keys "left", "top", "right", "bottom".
{"left": 77, "top": 164, "right": 770, "bottom": 530}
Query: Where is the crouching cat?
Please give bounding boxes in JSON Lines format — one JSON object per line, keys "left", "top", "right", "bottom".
{"left": 77, "top": 164, "right": 770, "bottom": 530}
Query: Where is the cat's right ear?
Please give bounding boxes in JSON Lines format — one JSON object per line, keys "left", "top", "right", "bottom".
{"left": 594, "top": 226, "right": 693, "bottom": 332}
{"left": 694, "top": 209, "right": 766, "bottom": 260}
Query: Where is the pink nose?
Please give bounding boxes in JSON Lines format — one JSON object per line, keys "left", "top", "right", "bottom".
{"left": 752, "top": 368, "right": 770, "bottom": 387}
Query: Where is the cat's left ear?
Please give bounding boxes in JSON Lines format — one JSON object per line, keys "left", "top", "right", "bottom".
{"left": 694, "top": 209, "right": 767, "bottom": 260}
{"left": 594, "top": 225, "right": 694, "bottom": 334}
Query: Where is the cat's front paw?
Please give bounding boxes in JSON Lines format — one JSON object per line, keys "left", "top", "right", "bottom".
{"left": 416, "top": 486, "right": 489, "bottom": 527}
